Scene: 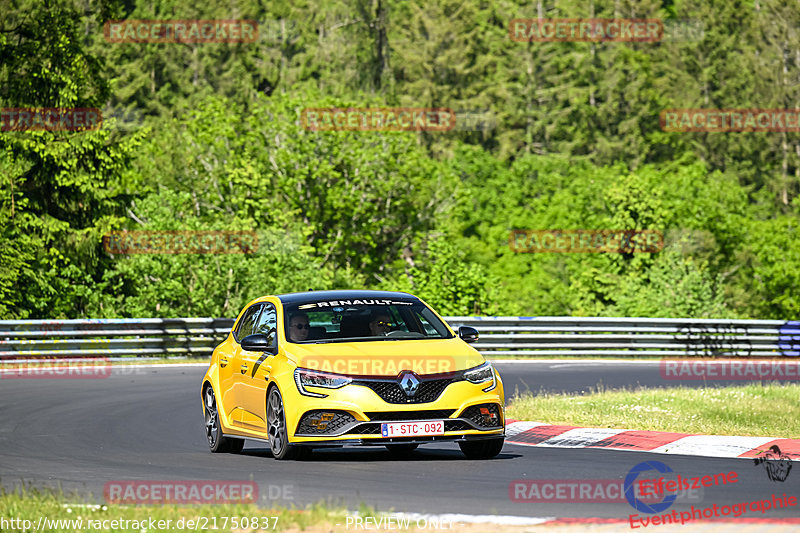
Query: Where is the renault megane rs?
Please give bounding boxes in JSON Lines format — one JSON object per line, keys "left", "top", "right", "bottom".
{"left": 201, "top": 290, "right": 505, "bottom": 460}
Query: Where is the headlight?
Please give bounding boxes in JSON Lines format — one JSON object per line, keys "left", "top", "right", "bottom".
{"left": 294, "top": 368, "right": 351, "bottom": 397}
{"left": 464, "top": 362, "right": 493, "bottom": 383}
{"left": 463, "top": 362, "right": 497, "bottom": 392}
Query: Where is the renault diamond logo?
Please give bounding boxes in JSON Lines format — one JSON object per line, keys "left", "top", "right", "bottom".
{"left": 398, "top": 371, "right": 420, "bottom": 397}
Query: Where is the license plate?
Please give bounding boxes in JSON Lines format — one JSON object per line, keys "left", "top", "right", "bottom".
{"left": 381, "top": 420, "right": 445, "bottom": 437}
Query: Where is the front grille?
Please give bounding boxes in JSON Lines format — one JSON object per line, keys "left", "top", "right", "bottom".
{"left": 461, "top": 403, "right": 503, "bottom": 428}
{"left": 349, "top": 422, "right": 382, "bottom": 434}
{"left": 445, "top": 420, "right": 473, "bottom": 431}
{"left": 356, "top": 378, "right": 452, "bottom": 404}
{"left": 296, "top": 410, "right": 356, "bottom": 435}
{"left": 364, "top": 409, "right": 455, "bottom": 421}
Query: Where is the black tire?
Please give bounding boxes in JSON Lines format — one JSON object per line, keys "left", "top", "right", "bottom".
{"left": 266, "top": 387, "right": 305, "bottom": 460}
{"left": 204, "top": 385, "right": 245, "bottom": 453}
{"left": 458, "top": 438, "right": 504, "bottom": 459}
{"left": 385, "top": 443, "right": 419, "bottom": 455}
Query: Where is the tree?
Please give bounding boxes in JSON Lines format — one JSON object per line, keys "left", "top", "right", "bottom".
{"left": 0, "top": 0, "right": 141, "bottom": 318}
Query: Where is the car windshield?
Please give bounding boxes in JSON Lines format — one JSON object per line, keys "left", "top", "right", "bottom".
{"left": 283, "top": 298, "right": 454, "bottom": 343}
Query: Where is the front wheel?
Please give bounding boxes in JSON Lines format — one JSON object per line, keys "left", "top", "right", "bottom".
{"left": 266, "top": 387, "right": 307, "bottom": 460}
{"left": 204, "top": 386, "right": 244, "bottom": 453}
{"left": 458, "top": 438, "right": 504, "bottom": 459}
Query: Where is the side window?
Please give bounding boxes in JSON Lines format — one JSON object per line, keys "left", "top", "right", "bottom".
{"left": 253, "top": 303, "right": 278, "bottom": 345}
{"left": 235, "top": 304, "right": 263, "bottom": 341}
{"left": 417, "top": 313, "right": 438, "bottom": 335}
{"left": 409, "top": 307, "right": 450, "bottom": 337}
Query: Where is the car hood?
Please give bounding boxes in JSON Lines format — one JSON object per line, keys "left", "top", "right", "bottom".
{"left": 284, "top": 337, "right": 485, "bottom": 377}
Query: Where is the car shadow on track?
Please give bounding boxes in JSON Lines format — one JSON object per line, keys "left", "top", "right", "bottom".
{"left": 239, "top": 446, "right": 521, "bottom": 462}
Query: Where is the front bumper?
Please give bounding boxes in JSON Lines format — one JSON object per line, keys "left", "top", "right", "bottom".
{"left": 284, "top": 373, "right": 505, "bottom": 444}
{"left": 292, "top": 432, "right": 504, "bottom": 447}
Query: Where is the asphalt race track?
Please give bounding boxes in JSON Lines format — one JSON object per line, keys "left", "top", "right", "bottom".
{"left": 0, "top": 362, "right": 797, "bottom": 519}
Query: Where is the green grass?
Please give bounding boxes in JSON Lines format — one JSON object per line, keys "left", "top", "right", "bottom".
{"left": 506, "top": 383, "right": 800, "bottom": 437}
{"left": 0, "top": 486, "right": 345, "bottom": 532}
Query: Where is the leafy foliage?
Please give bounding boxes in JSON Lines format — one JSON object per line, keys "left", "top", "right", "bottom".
{"left": 2, "top": 0, "right": 800, "bottom": 319}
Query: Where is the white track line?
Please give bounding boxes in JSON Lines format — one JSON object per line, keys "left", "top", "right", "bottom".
{"left": 504, "top": 422, "right": 799, "bottom": 461}
{"left": 650, "top": 435, "right": 777, "bottom": 458}
{"left": 537, "top": 427, "right": 628, "bottom": 448}
{"left": 505, "top": 421, "right": 551, "bottom": 437}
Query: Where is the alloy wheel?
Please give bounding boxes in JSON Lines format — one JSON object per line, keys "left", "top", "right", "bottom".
{"left": 205, "top": 386, "right": 219, "bottom": 447}
{"left": 267, "top": 388, "right": 286, "bottom": 456}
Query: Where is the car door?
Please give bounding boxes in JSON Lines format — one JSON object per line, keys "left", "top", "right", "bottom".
{"left": 226, "top": 303, "right": 263, "bottom": 428}
{"left": 238, "top": 302, "right": 278, "bottom": 432}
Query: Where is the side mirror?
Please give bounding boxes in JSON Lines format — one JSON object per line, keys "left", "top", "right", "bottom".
{"left": 241, "top": 333, "right": 276, "bottom": 353}
{"left": 458, "top": 326, "right": 479, "bottom": 343}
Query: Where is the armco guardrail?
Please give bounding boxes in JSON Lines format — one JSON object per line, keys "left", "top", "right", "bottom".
{"left": 0, "top": 317, "right": 798, "bottom": 359}
{"left": 447, "top": 317, "right": 800, "bottom": 357}
{"left": 0, "top": 318, "right": 235, "bottom": 359}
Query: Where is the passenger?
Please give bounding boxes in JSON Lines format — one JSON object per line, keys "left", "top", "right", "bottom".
{"left": 369, "top": 312, "right": 393, "bottom": 336}
{"left": 288, "top": 312, "right": 310, "bottom": 342}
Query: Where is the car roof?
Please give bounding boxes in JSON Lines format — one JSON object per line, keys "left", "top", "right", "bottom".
{"left": 276, "top": 290, "right": 419, "bottom": 305}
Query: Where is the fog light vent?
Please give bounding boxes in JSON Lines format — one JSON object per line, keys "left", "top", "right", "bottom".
{"left": 461, "top": 403, "right": 502, "bottom": 428}
{"left": 296, "top": 410, "right": 355, "bottom": 435}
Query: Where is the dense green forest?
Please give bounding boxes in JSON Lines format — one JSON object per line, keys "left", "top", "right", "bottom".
{"left": 1, "top": 0, "right": 799, "bottom": 319}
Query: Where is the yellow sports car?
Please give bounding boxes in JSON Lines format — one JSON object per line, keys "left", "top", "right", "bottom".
{"left": 201, "top": 290, "right": 505, "bottom": 460}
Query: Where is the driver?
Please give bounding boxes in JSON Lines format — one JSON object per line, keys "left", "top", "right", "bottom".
{"left": 368, "top": 311, "right": 393, "bottom": 336}
{"left": 288, "top": 312, "right": 310, "bottom": 342}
